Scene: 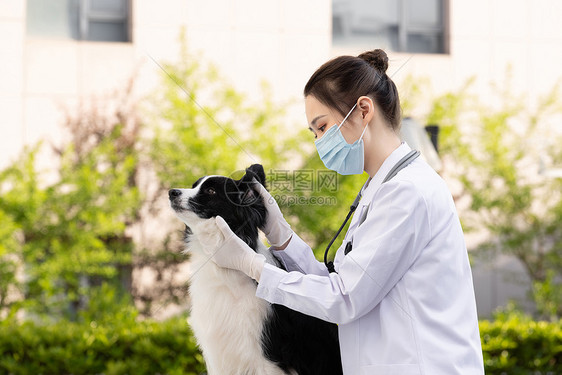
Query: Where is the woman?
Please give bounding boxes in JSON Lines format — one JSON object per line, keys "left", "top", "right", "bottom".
{"left": 205, "top": 49, "right": 485, "bottom": 375}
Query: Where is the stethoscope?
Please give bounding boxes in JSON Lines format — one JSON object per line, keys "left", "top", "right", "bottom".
{"left": 323, "top": 150, "right": 421, "bottom": 273}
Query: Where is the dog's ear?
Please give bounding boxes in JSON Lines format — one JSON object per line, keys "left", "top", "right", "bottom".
{"left": 241, "top": 164, "right": 266, "bottom": 188}
{"left": 237, "top": 164, "right": 265, "bottom": 206}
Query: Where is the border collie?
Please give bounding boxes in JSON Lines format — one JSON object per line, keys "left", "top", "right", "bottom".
{"left": 169, "top": 164, "right": 343, "bottom": 375}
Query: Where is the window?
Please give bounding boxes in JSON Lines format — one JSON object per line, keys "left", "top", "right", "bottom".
{"left": 27, "top": 0, "right": 130, "bottom": 42}
{"left": 332, "top": 0, "right": 448, "bottom": 54}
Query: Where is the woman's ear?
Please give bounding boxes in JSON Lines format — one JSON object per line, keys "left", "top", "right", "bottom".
{"left": 357, "top": 96, "right": 375, "bottom": 124}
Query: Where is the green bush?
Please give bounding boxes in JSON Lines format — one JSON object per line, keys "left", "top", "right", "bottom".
{"left": 1, "top": 312, "right": 560, "bottom": 374}
{"left": 480, "top": 310, "right": 562, "bottom": 374}
{"left": 0, "top": 316, "right": 205, "bottom": 375}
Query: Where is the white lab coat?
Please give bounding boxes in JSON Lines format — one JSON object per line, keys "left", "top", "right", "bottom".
{"left": 256, "top": 143, "right": 485, "bottom": 375}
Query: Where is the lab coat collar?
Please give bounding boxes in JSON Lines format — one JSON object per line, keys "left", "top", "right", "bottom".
{"left": 359, "top": 142, "right": 412, "bottom": 205}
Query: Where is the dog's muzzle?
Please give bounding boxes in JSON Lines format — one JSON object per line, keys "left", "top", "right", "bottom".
{"left": 169, "top": 189, "right": 182, "bottom": 199}
{"left": 169, "top": 189, "right": 185, "bottom": 211}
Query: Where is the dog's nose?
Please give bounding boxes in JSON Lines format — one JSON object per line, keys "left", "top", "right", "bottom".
{"left": 169, "top": 189, "right": 182, "bottom": 199}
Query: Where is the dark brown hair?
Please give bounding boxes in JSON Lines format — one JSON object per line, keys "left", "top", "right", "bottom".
{"left": 304, "top": 49, "right": 401, "bottom": 130}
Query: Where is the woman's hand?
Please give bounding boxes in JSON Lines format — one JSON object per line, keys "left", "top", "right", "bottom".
{"left": 253, "top": 180, "right": 293, "bottom": 248}
{"left": 198, "top": 216, "right": 266, "bottom": 281}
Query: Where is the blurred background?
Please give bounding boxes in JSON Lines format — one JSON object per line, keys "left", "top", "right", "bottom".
{"left": 0, "top": 0, "right": 561, "bottom": 373}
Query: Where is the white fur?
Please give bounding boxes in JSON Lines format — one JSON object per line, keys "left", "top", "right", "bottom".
{"left": 172, "top": 190, "right": 287, "bottom": 375}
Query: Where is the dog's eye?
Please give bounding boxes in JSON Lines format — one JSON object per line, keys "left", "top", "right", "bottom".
{"left": 205, "top": 187, "right": 216, "bottom": 195}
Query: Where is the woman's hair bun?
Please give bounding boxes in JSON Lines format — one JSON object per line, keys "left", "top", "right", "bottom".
{"left": 358, "top": 49, "right": 389, "bottom": 73}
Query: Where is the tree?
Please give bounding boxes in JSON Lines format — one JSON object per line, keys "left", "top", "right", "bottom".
{"left": 0, "top": 83, "right": 142, "bottom": 319}
{"left": 149, "top": 41, "right": 303, "bottom": 187}
{"left": 422, "top": 79, "right": 562, "bottom": 319}
{"left": 0, "top": 190, "right": 21, "bottom": 316}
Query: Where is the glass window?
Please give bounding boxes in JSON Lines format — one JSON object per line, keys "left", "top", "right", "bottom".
{"left": 332, "top": 0, "right": 447, "bottom": 54}
{"left": 27, "top": 0, "right": 130, "bottom": 42}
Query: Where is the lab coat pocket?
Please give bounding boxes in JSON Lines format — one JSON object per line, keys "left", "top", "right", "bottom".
{"left": 360, "top": 364, "right": 421, "bottom": 375}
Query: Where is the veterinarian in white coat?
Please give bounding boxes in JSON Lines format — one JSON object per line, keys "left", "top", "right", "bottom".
{"left": 206, "top": 49, "right": 485, "bottom": 375}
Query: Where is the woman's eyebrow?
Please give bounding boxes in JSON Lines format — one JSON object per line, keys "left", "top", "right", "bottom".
{"left": 310, "top": 114, "right": 327, "bottom": 128}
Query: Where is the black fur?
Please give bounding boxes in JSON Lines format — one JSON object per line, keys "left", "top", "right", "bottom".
{"left": 263, "top": 304, "right": 343, "bottom": 375}
{"left": 172, "top": 164, "right": 343, "bottom": 375}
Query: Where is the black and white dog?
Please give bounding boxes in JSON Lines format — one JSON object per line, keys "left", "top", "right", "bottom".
{"left": 169, "top": 164, "right": 342, "bottom": 375}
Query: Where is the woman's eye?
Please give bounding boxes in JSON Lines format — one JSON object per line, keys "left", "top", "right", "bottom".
{"left": 205, "top": 188, "right": 216, "bottom": 195}
{"left": 318, "top": 125, "right": 327, "bottom": 133}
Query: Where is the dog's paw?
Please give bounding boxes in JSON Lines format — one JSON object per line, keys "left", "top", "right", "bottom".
{"left": 194, "top": 217, "right": 225, "bottom": 256}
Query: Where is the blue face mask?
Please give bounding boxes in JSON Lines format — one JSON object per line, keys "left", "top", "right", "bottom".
{"left": 314, "top": 103, "right": 368, "bottom": 175}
